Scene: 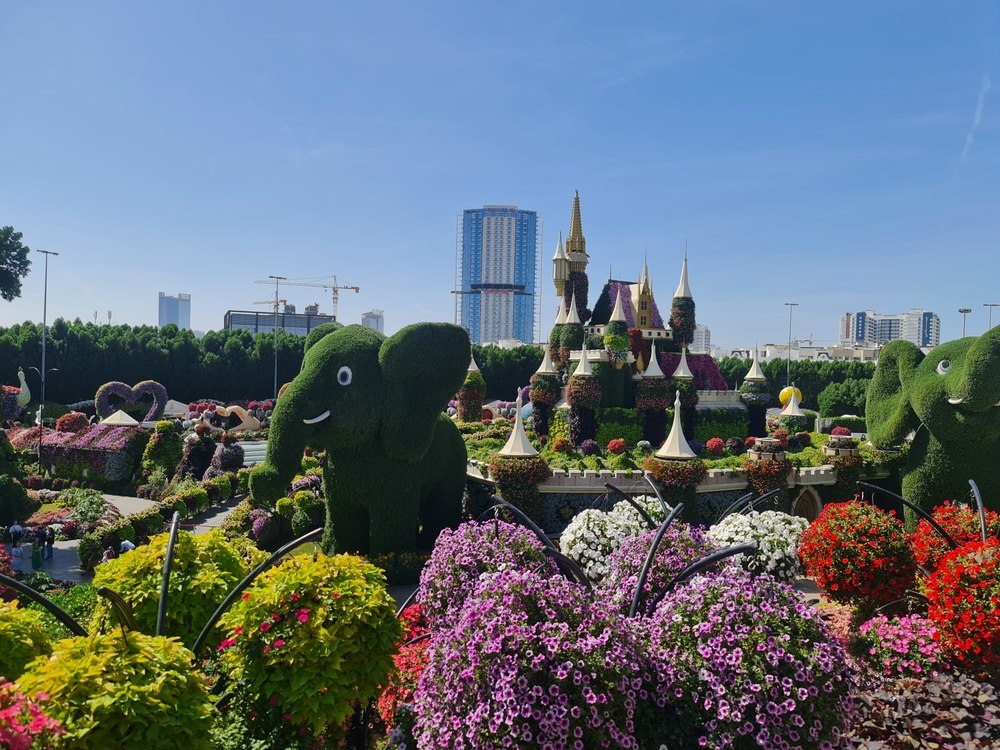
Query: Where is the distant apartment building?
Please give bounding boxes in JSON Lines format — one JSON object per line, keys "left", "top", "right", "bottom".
{"left": 691, "top": 324, "right": 712, "bottom": 354}
{"left": 362, "top": 309, "right": 384, "bottom": 333}
{"left": 223, "top": 309, "right": 336, "bottom": 337}
{"left": 456, "top": 205, "right": 542, "bottom": 345}
{"left": 158, "top": 292, "right": 191, "bottom": 330}
{"left": 840, "top": 309, "right": 940, "bottom": 348}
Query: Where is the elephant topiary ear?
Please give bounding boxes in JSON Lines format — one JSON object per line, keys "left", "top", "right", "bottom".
{"left": 866, "top": 340, "right": 923, "bottom": 447}
{"left": 379, "top": 323, "right": 472, "bottom": 461}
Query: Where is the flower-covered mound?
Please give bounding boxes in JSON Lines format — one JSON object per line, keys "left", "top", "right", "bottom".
{"left": 414, "top": 569, "right": 670, "bottom": 749}
{"left": 707, "top": 510, "right": 808, "bottom": 583}
{"left": 910, "top": 500, "right": 1000, "bottom": 571}
{"left": 560, "top": 497, "right": 667, "bottom": 583}
{"left": 599, "top": 522, "right": 716, "bottom": 618}
{"left": 419, "top": 520, "right": 559, "bottom": 629}
{"left": 855, "top": 614, "right": 947, "bottom": 679}
{"left": 646, "top": 568, "right": 857, "bottom": 750}
{"left": 799, "top": 500, "right": 916, "bottom": 610}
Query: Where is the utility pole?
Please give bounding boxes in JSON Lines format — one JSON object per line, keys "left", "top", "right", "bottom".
{"left": 784, "top": 302, "right": 798, "bottom": 387}
{"left": 269, "top": 275, "right": 286, "bottom": 401}
{"left": 959, "top": 308, "right": 972, "bottom": 338}
{"left": 984, "top": 303, "right": 999, "bottom": 331}
{"left": 37, "top": 250, "right": 59, "bottom": 408}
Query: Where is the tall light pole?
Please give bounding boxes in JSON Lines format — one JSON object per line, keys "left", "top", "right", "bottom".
{"left": 959, "top": 307, "right": 972, "bottom": 337}
{"left": 269, "top": 275, "right": 286, "bottom": 401}
{"left": 984, "top": 303, "right": 999, "bottom": 330}
{"left": 36, "top": 250, "right": 59, "bottom": 410}
{"left": 784, "top": 302, "right": 798, "bottom": 387}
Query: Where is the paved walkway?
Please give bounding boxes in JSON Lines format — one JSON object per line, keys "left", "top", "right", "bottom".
{"left": 14, "top": 494, "right": 245, "bottom": 585}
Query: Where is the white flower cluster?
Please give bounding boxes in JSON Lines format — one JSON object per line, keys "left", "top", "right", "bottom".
{"left": 560, "top": 496, "right": 670, "bottom": 582}
{"left": 706, "top": 510, "right": 809, "bottom": 583}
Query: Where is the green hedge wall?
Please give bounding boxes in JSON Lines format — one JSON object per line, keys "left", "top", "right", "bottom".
{"left": 694, "top": 408, "right": 749, "bottom": 443}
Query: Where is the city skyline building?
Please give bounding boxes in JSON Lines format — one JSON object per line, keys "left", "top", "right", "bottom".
{"left": 362, "top": 309, "right": 384, "bottom": 333}
{"left": 456, "top": 205, "right": 542, "bottom": 345}
{"left": 691, "top": 324, "right": 712, "bottom": 354}
{"left": 840, "top": 308, "right": 940, "bottom": 348}
{"left": 157, "top": 292, "right": 191, "bottom": 330}
{"left": 223, "top": 308, "right": 336, "bottom": 336}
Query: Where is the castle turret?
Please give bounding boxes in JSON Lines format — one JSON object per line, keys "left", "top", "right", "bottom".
{"left": 565, "top": 190, "right": 588, "bottom": 273}
{"left": 552, "top": 232, "right": 569, "bottom": 298}
{"left": 669, "top": 251, "right": 696, "bottom": 348}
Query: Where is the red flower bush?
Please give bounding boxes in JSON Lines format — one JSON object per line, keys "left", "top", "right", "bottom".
{"left": 926, "top": 538, "right": 1000, "bottom": 683}
{"left": 550, "top": 437, "right": 573, "bottom": 453}
{"left": 377, "top": 604, "right": 431, "bottom": 725}
{"left": 705, "top": 437, "right": 725, "bottom": 456}
{"left": 744, "top": 436, "right": 757, "bottom": 449}
{"left": 743, "top": 457, "right": 792, "bottom": 496}
{"left": 606, "top": 438, "right": 626, "bottom": 455}
{"left": 799, "top": 500, "right": 916, "bottom": 610}
{"left": 55, "top": 411, "right": 90, "bottom": 433}
{"left": 831, "top": 426, "right": 852, "bottom": 437}
{"left": 911, "top": 500, "right": 1000, "bottom": 572}
{"left": 772, "top": 428, "right": 790, "bottom": 449}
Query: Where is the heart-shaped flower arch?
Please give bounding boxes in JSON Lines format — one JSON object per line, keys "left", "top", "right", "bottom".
{"left": 94, "top": 380, "right": 169, "bottom": 421}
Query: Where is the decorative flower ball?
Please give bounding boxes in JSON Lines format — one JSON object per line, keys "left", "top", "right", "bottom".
{"left": 779, "top": 385, "right": 803, "bottom": 406}
{"left": 607, "top": 437, "right": 627, "bottom": 454}
{"left": 705, "top": 437, "right": 725, "bottom": 456}
{"left": 707, "top": 510, "right": 809, "bottom": 584}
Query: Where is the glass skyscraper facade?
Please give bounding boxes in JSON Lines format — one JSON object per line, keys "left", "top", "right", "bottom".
{"left": 457, "top": 205, "right": 541, "bottom": 345}
{"left": 158, "top": 292, "right": 191, "bottom": 330}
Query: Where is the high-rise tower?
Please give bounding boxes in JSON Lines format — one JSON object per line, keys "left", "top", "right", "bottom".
{"left": 457, "top": 205, "right": 542, "bottom": 345}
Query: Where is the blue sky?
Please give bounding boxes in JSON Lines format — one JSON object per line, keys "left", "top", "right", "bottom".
{"left": 1, "top": 1, "right": 998, "bottom": 351}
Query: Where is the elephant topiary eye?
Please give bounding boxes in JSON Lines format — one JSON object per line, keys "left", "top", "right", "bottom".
{"left": 936, "top": 360, "right": 951, "bottom": 375}
{"left": 337, "top": 366, "right": 352, "bottom": 386}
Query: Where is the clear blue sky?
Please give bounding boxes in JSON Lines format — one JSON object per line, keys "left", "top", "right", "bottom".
{"left": 2, "top": 1, "right": 998, "bottom": 351}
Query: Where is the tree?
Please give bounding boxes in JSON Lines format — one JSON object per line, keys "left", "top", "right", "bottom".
{"left": 817, "top": 378, "right": 870, "bottom": 417}
{"left": 0, "top": 226, "right": 32, "bottom": 301}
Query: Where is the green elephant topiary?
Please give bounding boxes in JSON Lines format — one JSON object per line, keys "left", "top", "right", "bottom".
{"left": 867, "top": 326, "right": 1000, "bottom": 513}
{"left": 250, "top": 323, "right": 471, "bottom": 556}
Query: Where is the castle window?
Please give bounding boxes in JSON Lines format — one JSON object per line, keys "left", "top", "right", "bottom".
{"left": 640, "top": 300, "right": 648, "bottom": 311}
{"left": 640, "top": 316, "right": 647, "bottom": 326}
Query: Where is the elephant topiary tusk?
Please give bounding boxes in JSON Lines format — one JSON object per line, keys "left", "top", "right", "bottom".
{"left": 302, "top": 410, "right": 330, "bottom": 425}
{"left": 948, "top": 398, "right": 964, "bottom": 405}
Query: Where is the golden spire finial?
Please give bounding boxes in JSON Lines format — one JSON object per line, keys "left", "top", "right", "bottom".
{"left": 565, "top": 190, "right": 587, "bottom": 258}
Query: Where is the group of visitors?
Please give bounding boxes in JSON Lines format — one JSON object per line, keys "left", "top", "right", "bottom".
{"left": 7, "top": 520, "right": 55, "bottom": 572}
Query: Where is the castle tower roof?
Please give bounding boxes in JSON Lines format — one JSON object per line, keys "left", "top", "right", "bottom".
{"left": 565, "top": 291, "right": 581, "bottom": 324}
{"left": 552, "top": 231, "right": 566, "bottom": 261}
{"left": 554, "top": 302, "right": 566, "bottom": 325}
{"left": 497, "top": 392, "right": 539, "bottom": 458}
{"left": 655, "top": 391, "right": 697, "bottom": 459}
{"left": 673, "top": 252, "right": 692, "bottom": 299}
{"left": 468, "top": 353, "right": 480, "bottom": 373}
{"left": 780, "top": 386, "right": 806, "bottom": 417}
{"left": 574, "top": 340, "right": 593, "bottom": 377}
{"left": 643, "top": 341, "right": 665, "bottom": 378}
{"left": 565, "top": 190, "right": 587, "bottom": 259}
{"left": 609, "top": 287, "right": 627, "bottom": 323}
{"left": 672, "top": 347, "right": 694, "bottom": 380}
{"left": 535, "top": 346, "right": 558, "bottom": 375}
{"left": 744, "top": 349, "right": 767, "bottom": 382}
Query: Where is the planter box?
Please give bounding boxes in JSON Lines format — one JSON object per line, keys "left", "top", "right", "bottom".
{"left": 822, "top": 444, "right": 859, "bottom": 458}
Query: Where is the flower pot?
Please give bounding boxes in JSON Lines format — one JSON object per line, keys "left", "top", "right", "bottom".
{"left": 747, "top": 448, "right": 786, "bottom": 462}
{"left": 822, "top": 444, "right": 859, "bottom": 458}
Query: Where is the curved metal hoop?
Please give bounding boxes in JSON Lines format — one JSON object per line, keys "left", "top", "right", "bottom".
{"left": 646, "top": 543, "right": 758, "bottom": 613}
{"left": 603, "top": 483, "right": 656, "bottom": 529}
{"left": 0, "top": 573, "right": 88, "bottom": 636}
{"left": 628, "top": 503, "right": 684, "bottom": 618}
{"left": 156, "top": 511, "right": 182, "bottom": 636}
{"left": 856, "top": 482, "right": 959, "bottom": 550}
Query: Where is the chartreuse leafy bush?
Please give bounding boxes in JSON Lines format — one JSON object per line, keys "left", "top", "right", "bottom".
{"left": 17, "top": 631, "right": 215, "bottom": 750}
{"left": 0, "top": 600, "right": 51, "bottom": 680}
{"left": 90, "top": 530, "right": 246, "bottom": 649}
{"left": 216, "top": 552, "right": 401, "bottom": 745}
{"left": 24, "top": 584, "right": 99, "bottom": 640}
{"left": 647, "top": 569, "right": 857, "bottom": 750}
{"left": 140, "top": 420, "right": 184, "bottom": 479}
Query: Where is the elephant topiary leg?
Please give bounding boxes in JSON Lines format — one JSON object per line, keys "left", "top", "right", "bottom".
{"left": 323, "top": 499, "right": 372, "bottom": 555}
{"left": 370, "top": 502, "right": 421, "bottom": 555}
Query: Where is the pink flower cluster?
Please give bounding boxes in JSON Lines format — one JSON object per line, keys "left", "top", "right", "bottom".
{"left": 0, "top": 679, "right": 63, "bottom": 749}
{"left": 857, "top": 614, "right": 947, "bottom": 679}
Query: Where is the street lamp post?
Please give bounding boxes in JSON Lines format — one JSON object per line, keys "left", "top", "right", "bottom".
{"left": 984, "top": 303, "right": 999, "bottom": 331}
{"left": 36, "top": 250, "right": 59, "bottom": 409}
{"left": 959, "top": 308, "right": 972, "bottom": 338}
{"left": 784, "top": 302, "right": 798, "bottom": 387}
{"left": 269, "top": 275, "right": 286, "bottom": 402}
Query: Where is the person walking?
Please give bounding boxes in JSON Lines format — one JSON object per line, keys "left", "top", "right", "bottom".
{"left": 32, "top": 527, "right": 45, "bottom": 570}
{"left": 9, "top": 520, "right": 23, "bottom": 547}
{"left": 44, "top": 526, "right": 55, "bottom": 560}
{"left": 119, "top": 539, "right": 136, "bottom": 554}
{"left": 11, "top": 541, "right": 24, "bottom": 573}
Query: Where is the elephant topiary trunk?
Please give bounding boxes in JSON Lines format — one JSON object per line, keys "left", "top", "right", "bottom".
{"left": 867, "top": 326, "right": 1000, "bottom": 514}
{"left": 249, "top": 324, "right": 471, "bottom": 556}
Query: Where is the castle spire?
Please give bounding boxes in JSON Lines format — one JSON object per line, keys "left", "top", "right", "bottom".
{"left": 565, "top": 190, "right": 588, "bottom": 261}
{"left": 564, "top": 290, "right": 581, "bottom": 324}
{"left": 673, "top": 251, "right": 692, "bottom": 299}
{"left": 609, "top": 287, "right": 627, "bottom": 323}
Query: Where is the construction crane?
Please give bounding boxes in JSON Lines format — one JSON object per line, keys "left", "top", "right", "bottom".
{"left": 254, "top": 276, "right": 360, "bottom": 322}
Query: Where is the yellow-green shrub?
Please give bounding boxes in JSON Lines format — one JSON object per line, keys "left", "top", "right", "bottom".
{"left": 217, "top": 553, "right": 401, "bottom": 742}
{"left": 0, "top": 600, "right": 51, "bottom": 680}
{"left": 90, "top": 530, "right": 247, "bottom": 649}
{"left": 18, "top": 631, "right": 214, "bottom": 749}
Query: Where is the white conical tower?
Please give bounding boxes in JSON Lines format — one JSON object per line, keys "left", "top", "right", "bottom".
{"left": 780, "top": 386, "right": 806, "bottom": 417}
{"left": 655, "top": 391, "right": 697, "bottom": 459}
{"left": 673, "top": 252, "right": 692, "bottom": 299}
{"left": 554, "top": 302, "right": 567, "bottom": 325}
{"left": 671, "top": 347, "right": 694, "bottom": 380}
{"left": 573, "top": 340, "right": 593, "bottom": 377}
{"left": 468, "top": 353, "right": 480, "bottom": 373}
{"left": 744, "top": 349, "right": 767, "bottom": 382}
{"left": 565, "top": 291, "right": 581, "bottom": 324}
{"left": 609, "top": 287, "right": 627, "bottom": 323}
{"left": 497, "top": 392, "right": 539, "bottom": 458}
{"left": 643, "top": 341, "right": 665, "bottom": 378}
{"left": 534, "top": 346, "right": 558, "bottom": 375}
